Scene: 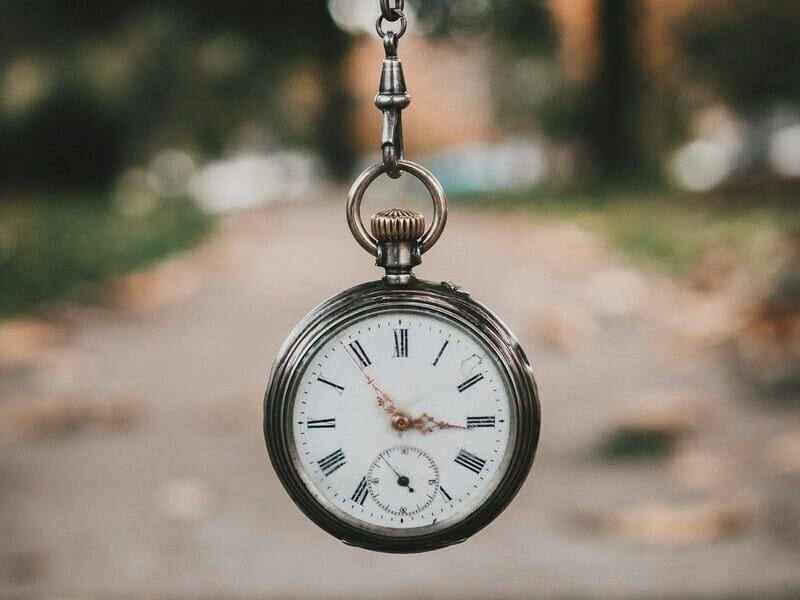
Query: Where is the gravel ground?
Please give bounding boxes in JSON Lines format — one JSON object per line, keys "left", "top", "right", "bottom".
{"left": 2, "top": 200, "right": 799, "bottom": 599}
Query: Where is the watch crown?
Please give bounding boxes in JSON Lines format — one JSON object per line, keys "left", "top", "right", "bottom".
{"left": 370, "top": 208, "right": 426, "bottom": 242}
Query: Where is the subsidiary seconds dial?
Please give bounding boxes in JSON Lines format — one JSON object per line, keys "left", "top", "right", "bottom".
{"left": 368, "top": 446, "right": 440, "bottom": 516}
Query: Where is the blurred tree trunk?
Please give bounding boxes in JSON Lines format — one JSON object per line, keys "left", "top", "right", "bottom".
{"left": 586, "top": 0, "right": 643, "bottom": 179}
{"left": 317, "top": 59, "right": 357, "bottom": 181}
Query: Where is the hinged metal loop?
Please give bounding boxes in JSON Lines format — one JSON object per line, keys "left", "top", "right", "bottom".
{"left": 375, "top": 11, "right": 407, "bottom": 40}
{"left": 346, "top": 160, "right": 448, "bottom": 257}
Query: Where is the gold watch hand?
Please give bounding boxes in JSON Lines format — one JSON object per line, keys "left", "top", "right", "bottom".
{"left": 410, "top": 413, "right": 469, "bottom": 434}
{"left": 342, "top": 342, "right": 400, "bottom": 416}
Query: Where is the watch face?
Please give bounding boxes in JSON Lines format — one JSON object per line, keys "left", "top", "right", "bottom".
{"left": 289, "top": 309, "right": 515, "bottom": 532}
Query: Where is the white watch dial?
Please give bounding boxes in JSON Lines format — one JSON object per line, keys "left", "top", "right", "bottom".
{"left": 291, "top": 310, "right": 513, "bottom": 530}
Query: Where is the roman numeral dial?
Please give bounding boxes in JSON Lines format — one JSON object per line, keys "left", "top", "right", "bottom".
{"left": 292, "top": 311, "right": 512, "bottom": 530}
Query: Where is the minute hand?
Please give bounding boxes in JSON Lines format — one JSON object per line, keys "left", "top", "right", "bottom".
{"left": 343, "top": 343, "right": 401, "bottom": 416}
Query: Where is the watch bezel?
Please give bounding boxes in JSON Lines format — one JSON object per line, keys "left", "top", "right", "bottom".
{"left": 264, "top": 279, "right": 540, "bottom": 553}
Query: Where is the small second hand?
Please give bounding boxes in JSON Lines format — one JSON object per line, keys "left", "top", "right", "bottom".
{"left": 382, "top": 455, "right": 414, "bottom": 493}
{"left": 381, "top": 455, "right": 401, "bottom": 478}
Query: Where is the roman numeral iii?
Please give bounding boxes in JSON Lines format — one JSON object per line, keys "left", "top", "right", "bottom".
{"left": 454, "top": 449, "right": 486, "bottom": 474}
{"left": 317, "top": 449, "right": 347, "bottom": 476}
{"left": 466, "top": 416, "right": 495, "bottom": 428}
{"left": 457, "top": 373, "right": 484, "bottom": 393}
{"left": 348, "top": 340, "right": 371, "bottom": 367}
{"left": 307, "top": 418, "right": 336, "bottom": 429}
{"left": 393, "top": 328, "right": 408, "bottom": 358}
{"left": 351, "top": 476, "right": 369, "bottom": 505}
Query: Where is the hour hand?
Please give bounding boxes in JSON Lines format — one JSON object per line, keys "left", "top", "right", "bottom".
{"left": 410, "top": 413, "right": 468, "bottom": 434}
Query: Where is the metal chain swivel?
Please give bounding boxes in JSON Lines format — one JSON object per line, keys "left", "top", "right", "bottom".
{"left": 347, "top": 3, "right": 448, "bottom": 280}
{"left": 374, "top": 1, "right": 410, "bottom": 178}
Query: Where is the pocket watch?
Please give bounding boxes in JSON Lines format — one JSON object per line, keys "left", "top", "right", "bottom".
{"left": 263, "top": 3, "right": 540, "bottom": 554}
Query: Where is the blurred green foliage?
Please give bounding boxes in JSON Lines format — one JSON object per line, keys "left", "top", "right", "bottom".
{"left": 677, "top": 1, "right": 800, "bottom": 112}
{"left": 0, "top": 197, "right": 213, "bottom": 318}
{"left": 0, "top": 1, "right": 354, "bottom": 189}
{"left": 598, "top": 426, "right": 678, "bottom": 461}
{"left": 472, "top": 186, "right": 799, "bottom": 277}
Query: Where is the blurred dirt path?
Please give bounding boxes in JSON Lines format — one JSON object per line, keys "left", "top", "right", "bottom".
{"left": 2, "top": 200, "right": 799, "bottom": 599}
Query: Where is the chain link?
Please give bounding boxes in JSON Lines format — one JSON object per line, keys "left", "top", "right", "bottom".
{"left": 375, "top": 11, "right": 407, "bottom": 41}
{"left": 380, "top": 0, "right": 404, "bottom": 22}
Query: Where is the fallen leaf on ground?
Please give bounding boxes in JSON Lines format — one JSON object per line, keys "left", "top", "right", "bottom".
{"left": 1, "top": 550, "right": 47, "bottom": 585}
{"left": 767, "top": 429, "right": 800, "bottom": 474}
{"left": 531, "top": 303, "right": 598, "bottom": 352}
{"left": 0, "top": 318, "right": 61, "bottom": 369}
{"left": 571, "top": 497, "right": 754, "bottom": 545}
{"left": 156, "top": 478, "right": 214, "bottom": 521}
{"left": 195, "top": 386, "right": 263, "bottom": 433}
{"left": 527, "top": 223, "right": 611, "bottom": 274}
{"left": 688, "top": 246, "right": 737, "bottom": 293}
{"left": 668, "top": 290, "right": 752, "bottom": 348}
{"left": 107, "top": 259, "right": 200, "bottom": 313}
{"left": 599, "top": 394, "right": 709, "bottom": 460}
{"left": 667, "top": 447, "right": 735, "bottom": 492}
{"left": 586, "top": 267, "right": 648, "bottom": 318}
{"left": 0, "top": 396, "right": 143, "bottom": 444}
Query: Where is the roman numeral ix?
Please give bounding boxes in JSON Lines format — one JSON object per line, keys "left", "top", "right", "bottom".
{"left": 317, "top": 448, "right": 347, "bottom": 476}
{"left": 351, "top": 476, "right": 369, "bottom": 505}
{"left": 348, "top": 340, "right": 371, "bottom": 367}
{"left": 454, "top": 449, "right": 486, "bottom": 474}
{"left": 467, "top": 416, "right": 496, "bottom": 428}
{"left": 393, "top": 328, "right": 408, "bottom": 358}
{"left": 457, "top": 373, "right": 484, "bottom": 393}
{"left": 306, "top": 418, "right": 336, "bottom": 429}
